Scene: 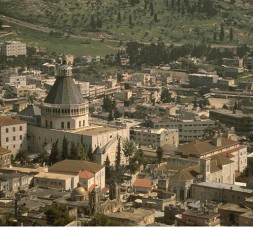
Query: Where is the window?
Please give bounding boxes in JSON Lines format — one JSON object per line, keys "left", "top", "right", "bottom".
{"left": 67, "top": 122, "right": 70, "bottom": 129}
{"left": 45, "top": 120, "right": 48, "bottom": 127}
{"left": 61, "top": 122, "right": 64, "bottom": 129}
{"left": 13, "top": 136, "right": 16, "bottom": 141}
{"left": 19, "top": 126, "right": 22, "bottom": 131}
{"left": 79, "top": 121, "right": 81, "bottom": 127}
{"left": 5, "top": 128, "right": 8, "bottom": 133}
{"left": 13, "top": 127, "right": 15, "bottom": 132}
{"left": 19, "top": 135, "right": 22, "bottom": 140}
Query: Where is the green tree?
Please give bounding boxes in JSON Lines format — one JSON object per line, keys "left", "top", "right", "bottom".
{"left": 90, "top": 15, "right": 96, "bottom": 31}
{"left": 14, "top": 150, "right": 31, "bottom": 165}
{"left": 49, "top": 140, "right": 59, "bottom": 165}
{"left": 104, "top": 156, "right": 112, "bottom": 184}
{"left": 156, "top": 146, "right": 163, "bottom": 164}
{"left": 69, "top": 142, "right": 78, "bottom": 159}
{"left": 219, "top": 23, "right": 224, "bottom": 41}
{"left": 161, "top": 88, "right": 172, "bottom": 103}
{"left": 115, "top": 138, "right": 121, "bottom": 169}
{"left": 108, "top": 111, "right": 114, "bottom": 122}
{"left": 77, "top": 143, "right": 88, "bottom": 160}
{"left": 45, "top": 203, "right": 74, "bottom": 226}
{"left": 203, "top": 121, "right": 226, "bottom": 140}
{"left": 229, "top": 28, "right": 233, "bottom": 41}
{"left": 117, "top": 11, "right": 121, "bottom": 21}
{"left": 129, "top": 14, "right": 133, "bottom": 26}
{"left": 123, "top": 139, "right": 137, "bottom": 162}
{"left": 154, "top": 12, "right": 158, "bottom": 22}
{"left": 62, "top": 136, "right": 68, "bottom": 160}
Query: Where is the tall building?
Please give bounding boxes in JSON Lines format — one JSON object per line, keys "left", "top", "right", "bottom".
{"left": 0, "top": 116, "right": 27, "bottom": 156}
{"left": 1, "top": 41, "right": 27, "bottom": 57}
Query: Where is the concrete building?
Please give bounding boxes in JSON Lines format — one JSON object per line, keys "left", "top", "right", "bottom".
{"left": 0, "top": 116, "right": 27, "bottom": 156}
{"left": 177, "top": 136, "right": 247, "bottom": 172}
{"left": 48, "top": 159, "right": 105, "bottom": 190}
{"left": 218, "top": 203, "right": 250, "bottom": 226}
{"left": 0, "top": 172, "right": 33, "bottom": 192}
{"left": 0, "top": 147, "right": 11, "bottom": 167}
{"left": 209, "top": 109, "right": 253, "bottom": 135}
{"left": 133, "top": 179, "right": 152, "bottom": 193}
{"left": 33, "top": 172, "right": 79, "bottom": 191}
{"left": 188, "top": 73, "right": 219, "bottom": 88}
{"left": 191, "top": 182, "right": 253, "bottom": 204}
{"left": 175, "top": 210, "right": 220, "bottom": 226}
{"left": 1, "top": 41, "right": 26, "bottom": 57}
{"left": 164, "top": 204, "right": 186, "bottom": 225}
{"left": 114, "top": 89, "right": 132, "bottom": 101}
{"left": 153, "top": 117, "right": 214, "bottom": 143}
{"left": 239, "top": 210, "right": 253, "bottom": 226}
{"left": 107, "top": 208, "right": 155, "bottom": 225}
{"left": 130, "top": 127, "right": 178, "bottom": 148}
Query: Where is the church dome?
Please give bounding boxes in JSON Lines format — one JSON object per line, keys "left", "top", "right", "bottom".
{"left": 72, "top": 183, "right": 87, "bottom": 196}
{"left": 44, "top": 62, "right": 84, "bottom": 105}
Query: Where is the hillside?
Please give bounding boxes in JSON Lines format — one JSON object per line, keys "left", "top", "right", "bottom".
{"left": 1, "top": 0, "right": 253, "bottom": 44}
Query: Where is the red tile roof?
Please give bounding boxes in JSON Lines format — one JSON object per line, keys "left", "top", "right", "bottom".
{"left": 0, "top": 116, "right": 25, "bottom": 126}
{"left": 133, "top": 179, "right": 152, "bottom": 189}
{"left": 79, "top": 170, "right": 94, "bottom": 179}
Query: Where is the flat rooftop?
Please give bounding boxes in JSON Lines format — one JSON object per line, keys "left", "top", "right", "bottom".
{"left": 74, "top": 125, "right": 120, "bottom": 136}
{"left": 34, "top": 172, "right": 76, "bottom": 180}
{"left": 218, "top": 203, "right": 249, "bottom": 212}
{"left": 194, "top": 182, "right": 253, "bottom": 194}
{"left": 107, "top": 208, "right": 154, "bottom": 222}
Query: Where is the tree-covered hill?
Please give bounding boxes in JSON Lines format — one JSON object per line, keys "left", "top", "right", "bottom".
{"left": 1, "top": 0, "right": 253, "bottom": 44}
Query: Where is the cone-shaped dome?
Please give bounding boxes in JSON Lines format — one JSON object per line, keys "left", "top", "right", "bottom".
{"left": 44, "top": 63, "right": 84, "bottom": 105}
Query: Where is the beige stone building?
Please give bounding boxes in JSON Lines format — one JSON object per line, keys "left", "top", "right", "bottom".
{"left": 1, "top": 41, "right": 26, "bottom": 57}
{"left": 0, "top": 116, "right": 27, "bottom": 156}
{"left": 0, "top": 147, "right": 11, "bottom": 167}
{"left": 24, "top": 61, "right": 129, "bottom": 166}
{"left": 48, "top": 159, "right": 105, "bottom": 190}
{"left": 107, "top": 208, "right": 155, "bottom": 225}
{"left": 130, "top": 127, "right": 179, "bottom": 148}
{"left": 175, "top": 210, "right": 220, "bottom": 226}
{"left": 33, "top": 172, "right": 79, "bottom": 191}
{"left": 191, "top": 182, "right": 253, "bottom": 204}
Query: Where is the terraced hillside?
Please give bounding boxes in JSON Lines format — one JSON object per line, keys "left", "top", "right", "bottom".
{"left": 1, "top": 0, "right": 253, "bottom": 44}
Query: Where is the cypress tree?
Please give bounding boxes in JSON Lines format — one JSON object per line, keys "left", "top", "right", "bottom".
{"left": 62, "top": 136, "right": 68, "bottom": 160}
{"left": 219, "top": 23, "right": 224, "bottom": 41}
{"left": 50, "top": 140, "right": 59, "bottom": 165}
{"left": 115, "top": 138, "right": 121, "bottom": 169}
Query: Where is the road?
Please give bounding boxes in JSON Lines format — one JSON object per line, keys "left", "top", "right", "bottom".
{"left": 0, "top": 13, "right": 120, "bottom": 42}
{"left": 0, "top": 14, "right": 251, "bottom": 48}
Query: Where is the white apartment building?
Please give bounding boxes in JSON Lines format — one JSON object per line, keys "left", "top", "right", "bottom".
{"left": 153, "top": 118, "right": 214, "bottom": 142}
{"left": 1, "top": 41, "right": 27, "bottom": 57}
{"left": 0, "top": 117, "right": 27, "bottom": 156}
{"left": 130, "top": 127, "right": 179, "bottom": 148}
{"left": 33, "top": 172, "right": 79, "bottom": 191}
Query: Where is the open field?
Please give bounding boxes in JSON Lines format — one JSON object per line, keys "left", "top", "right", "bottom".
{"left": 2, "top": 22, "right": 121, "bottom": 56}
